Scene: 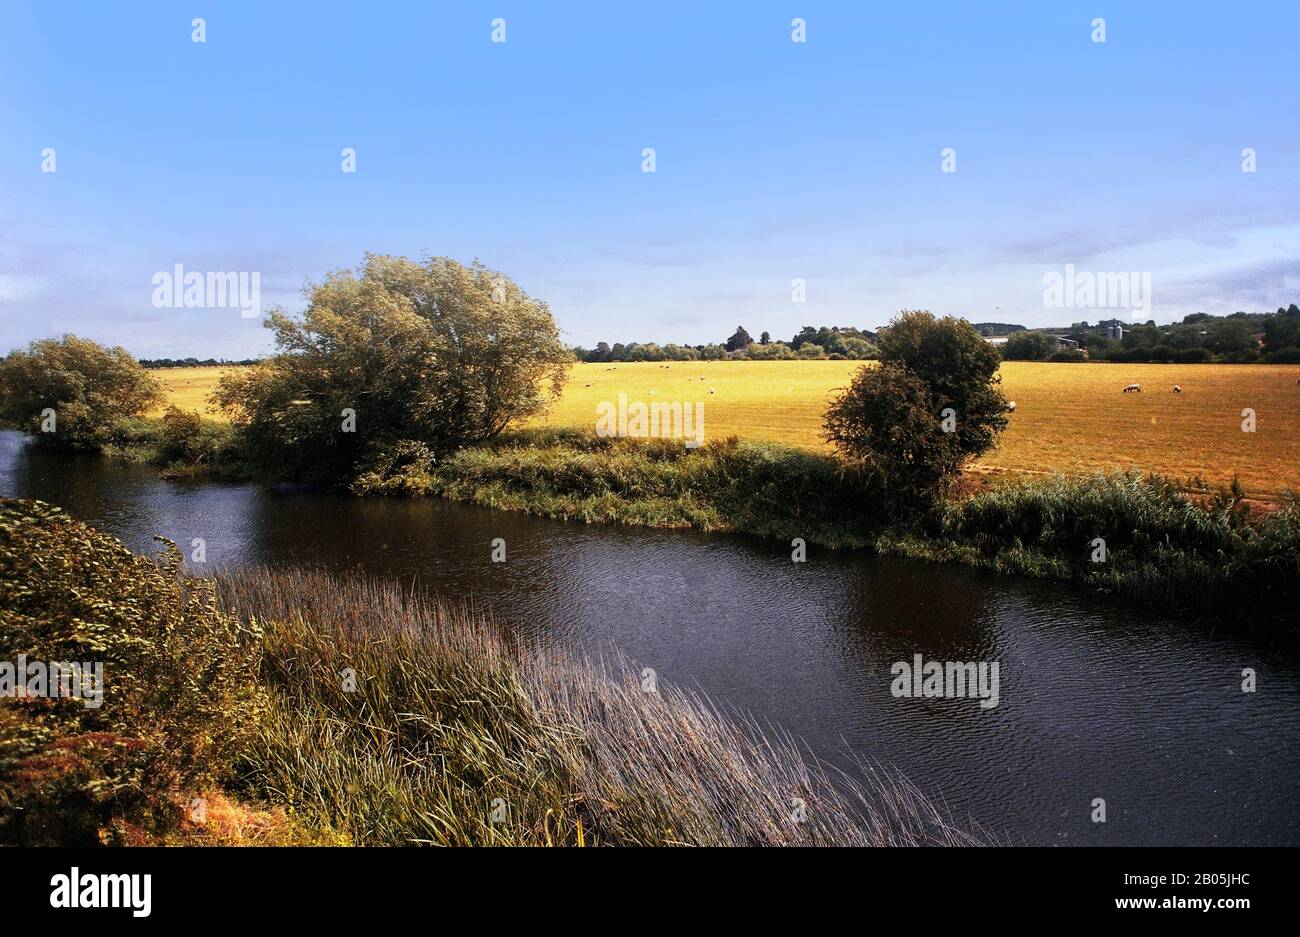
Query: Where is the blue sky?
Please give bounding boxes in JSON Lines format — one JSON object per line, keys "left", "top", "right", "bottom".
{"left": 1, "top": 1, "right": 1297, "bottom": 357}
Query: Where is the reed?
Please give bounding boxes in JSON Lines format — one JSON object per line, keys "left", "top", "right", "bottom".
{"left": 217, "top": 566, "right": 987, "bottom": 847}
{"left": 886, "top": 470, "right": 1300, "bottom": 630}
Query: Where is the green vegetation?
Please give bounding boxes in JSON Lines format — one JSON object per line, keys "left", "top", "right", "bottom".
{"left": 883, "top": 471, "right": 1300, "bottom": 627}
{"left": 824, "top": 364, "right": 963, "bottom": 503}
{"left": 571, "top": 324, "right": 880, "bottom": 362}
{"left": 0, "top": 500, "right": 265, "bottom": 845}
{"left": 1012, "top": 305, "right": 1300, "bottom": 364}
{"left": 822, "top": 312, "right": 1007, "bottom": 502}
{"left": 574, "top": 305, "right": 1300, "bottom": 366}
{"left": 876, "top": 312, "right": 1008, "bottom": 454}
{"left": 1001, "top": 330, "right": 1061, "bottom": 361}
{"left": 0, "top": 335, "right": 162, "bottom": 450}
{"left": 357, "top": 427, "right": 888, "bottom": 546}
{"left": 105, "top": 407, "right": 246, "bottom": 478}
{"left": 213, "top": 254, "right": 571, "bottom": 485}
{"left": 0, "top": 499, "right": 984, "bottom": 847}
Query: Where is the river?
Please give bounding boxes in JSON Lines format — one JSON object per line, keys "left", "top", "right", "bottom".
{"left": 2, "top": 430, "right": 1296, "bottom": 846}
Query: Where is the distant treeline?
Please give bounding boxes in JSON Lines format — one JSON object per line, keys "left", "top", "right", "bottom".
{"left": 139, "top": 357, "right": 260, "bottom": 368}
{"left": 1003, "top": 305, "right": 1300, "bottom": 364}
{"left": 573, "top": 325, "right": 881, "bottom": 362}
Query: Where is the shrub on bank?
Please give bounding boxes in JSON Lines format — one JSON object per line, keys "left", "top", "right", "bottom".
{"left": 892, "top": 471, "right": 1300, "bottom": 630}
{"left": 364, "top": 430, "right": 1299, "bottom": 630}
{"left": 0, "top": 498, "right": 985, "bottom": 846}
{"left": 103, "top": 408, "right": 244, "bottom": 478}
{"left": 0, "top": 336, "right": 162, "bottom": 451}
{"left": 355, "top": 427, "right": 891, "bottom": 548}
{"left": 0, "top": 499, "right": 266, "bottom": 844}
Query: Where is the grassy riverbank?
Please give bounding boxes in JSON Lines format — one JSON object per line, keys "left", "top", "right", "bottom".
{"left": 0, "top": 498, "right": 982, "bottom": 846}
{"left": 87, "top": 418, "right": 1300, "bottom": 631}
{"left": 396, "top": 430, "right": 1299, "bottom": 632}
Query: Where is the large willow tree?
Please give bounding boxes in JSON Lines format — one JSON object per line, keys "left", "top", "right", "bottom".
{"left": 215, "top": 255, "right": 571, "bottom": 485}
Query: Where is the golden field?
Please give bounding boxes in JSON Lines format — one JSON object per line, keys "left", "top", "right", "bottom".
{"left": 153, "top": 360, "right": 1300, "bottom": 498}
{"left": 150, "top": 366, "right": 231, "bottom": 415}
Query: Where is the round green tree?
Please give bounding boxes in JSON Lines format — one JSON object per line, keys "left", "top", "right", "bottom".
{"left": 823, "top": 363, "right": 964, "bottom": 501}
{"left": 874, "top": 311, "right": 1009, "bottom": 462}
{"left": 214, "top": 255, "right": 571, "bottom": 485}
{"left": 0, "top": 335, "right": 162, "bottom": 450}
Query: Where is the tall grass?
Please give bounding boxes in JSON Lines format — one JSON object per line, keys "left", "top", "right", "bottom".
{"left": 882, "top": 470, "right": 1300, "bottom": 629}
{"left": 217, "top": 567, "right": 987, "bottom": 846}
{"left": 357, "top": 427, "right": 890, "bottom": 548}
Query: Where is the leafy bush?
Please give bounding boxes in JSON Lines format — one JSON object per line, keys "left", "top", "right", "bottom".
{"left": 0, "top": 499, "right": 265, "bottom": 844}
{"left": 214, "top": 255, "right": 571, "bottom": 485}
{"left": 825, "top": 311, "right": 1007, "bottom": 502}
{"left": 0, "top": 335, "right": 162, "bottom": 451}
{"left": 1175, "top": 347, "right": 1213, "bottom": 363}
{"left": 746, "top": 342, "right": 797, "bottom": 360}
{"left": 155, "top": 406, "right": 240, "bottom": 473}
{"left": 823, "top": 363, "right": 962, "bottom": 504}
{"left": 1001, "top": 330, "right": 1058, "bottom": 360}
{"left": 874, "top": 311, "right": 1008, "bottom": 460}
{"left": 350, "top": 439, "right": 439, "bottom": 495}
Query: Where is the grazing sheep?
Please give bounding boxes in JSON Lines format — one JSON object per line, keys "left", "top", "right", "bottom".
{"left": 1122, "top": 383, "right": 1142, "bottom": 393}
{"left": 1007, "top": 401, "right": 1016, "bottom": 412}
{"left": 1173, "top": 385, "right": 1181, "bottom": 394}
{"left": 584, "top": 382, "right": 592, "bottom": 387}
{"left": 709, "top": 388, "right": 715, "bottom": 394}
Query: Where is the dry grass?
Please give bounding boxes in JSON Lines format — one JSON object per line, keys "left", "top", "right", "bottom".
{"left": 147, "top": 365, "right": 230, "bottom": 416}
{"left": 217, "top": 566, "right": 989, "bottom": 846}
{"left": 530, "top": 361, "right": 1300, "bottom": 497}
{"left": 158, "top": 360, "right": 1300, "bottom": 497}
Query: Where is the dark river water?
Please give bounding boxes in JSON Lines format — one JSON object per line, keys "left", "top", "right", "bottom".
{"left": 2, "top": 430, "right": 1297, "bottom": 846}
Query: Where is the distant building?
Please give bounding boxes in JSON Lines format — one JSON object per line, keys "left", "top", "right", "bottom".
{"left": 1097, "top": 318, "right": 1126, "bottom": 341}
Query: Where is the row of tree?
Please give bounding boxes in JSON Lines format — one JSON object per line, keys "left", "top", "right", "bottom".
{"left": 139, "top": 357, "right": 260, "bottom": 368}
{"left": 1002, "top": 306, "right": 1300, "bottom": 363}
{"left": 573, "top": 325, "right": 881, "bottom": 362}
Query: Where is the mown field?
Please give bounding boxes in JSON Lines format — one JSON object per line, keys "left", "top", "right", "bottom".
{"left": 150, "top": 366, "right": 229, "bottom": 414}
{"left": 153, "top": 360, "right": 1300, "bottom": 497}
